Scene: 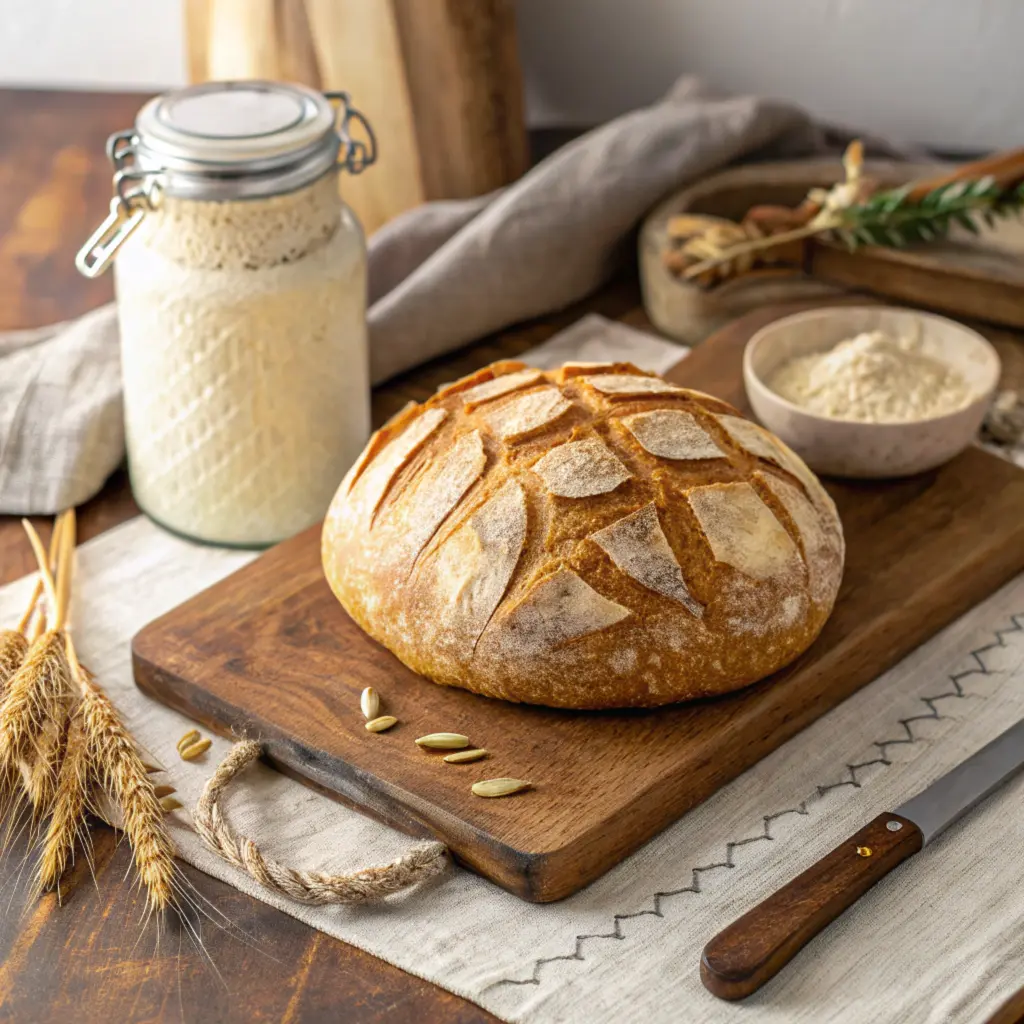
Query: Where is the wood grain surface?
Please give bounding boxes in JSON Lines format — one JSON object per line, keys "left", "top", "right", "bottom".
{"left": 2, "top": 88, "right": 1022, "bottom": 1022}
{"left": 133, "top": 301, "right": 1024, "bottom": 902}
{"left": 700, "top": 812, "right": 924, "bottom": 1001}
{"left": 185, "top": 0, "right": 528, "bottom": 233}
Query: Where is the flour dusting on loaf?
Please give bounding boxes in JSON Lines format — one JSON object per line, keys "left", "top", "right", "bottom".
{"left": 432, "top": 479, "right": 527, "bottom": 647}
{"left": 323, "top": 360, "right": 844, "bottom": 708}
{"left": 687, "top": 482, "right": 801, "bottom": 582}
{"left": 480, "top": 387, "right": 574, "bottom": 441}
{"left": 485, "top": 567, "right": 630, "bottom": 657}
{"left": 461, "top": 368, "right": 544, "bottom": 409}
{"left": 716, "top": 414, "right": 782, "bottom": 464}
{"left": 380, "top": 429, "right": 486, "bottom": 562}
{"left": 586, "top": 374, "right": 688, "bottom": 397}
{"left": 532, "top": 437, "right": 630, "bottom": 497}
{"left": 756, "top": 471, "right": 841, "bottom": 605}
{"left": 591, "top": 503, "right": 703, "bottom": 618}
{"left": 347, "top": 407, "right": 446, "bottom": 515}
{"left": 621, "top": 409, "right": 724, "bottom": 460}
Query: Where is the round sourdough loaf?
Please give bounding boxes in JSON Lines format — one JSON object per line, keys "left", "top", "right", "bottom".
{"left": 322, "top": 360, "right": 844, "bottom": 708}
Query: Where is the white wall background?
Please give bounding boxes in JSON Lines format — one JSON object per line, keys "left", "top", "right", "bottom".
{"left": 1, "top": 0, "right": 1021, "bottom": 151}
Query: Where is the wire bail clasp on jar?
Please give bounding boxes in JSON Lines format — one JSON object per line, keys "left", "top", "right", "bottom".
{"left": 325, "top": 92, "right": 378, "bottom": 175}
{"left": 75, "top": 138, "right": 163, "bottom": 280}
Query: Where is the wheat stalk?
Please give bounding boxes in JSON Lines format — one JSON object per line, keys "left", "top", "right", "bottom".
{"left": 0, "top": 631, "right": 29, "bottom": 690}
{"left": 23, "top": 704, "right": 72, "bottom": 818}
{"left": 76, "top": 673, "right": 177, "bottom": 913}
{"left": 2, "top": 510, "right": 179, "bottom": 913}
{"left": 0, "top": 630, "right": 73, "bottom": 779}
{"left": 36, "top": 704, "right": 93, "bottom": 896}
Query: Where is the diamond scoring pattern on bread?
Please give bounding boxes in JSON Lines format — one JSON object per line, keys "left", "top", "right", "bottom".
{"left": 531, "top": 437, "right": 631, "bottom": 497}
{"left": 377, "top": 429, "right": 487, "bottom": 563}
{"left": 323, "top": 360, "right": 844, "bottom": 708}
{"left": 479, "top": 387, "right": 575, "bottom": 442}
{"left": 431, "top": 478, "right": 528, "bottom": 649}
{"left": 591, "top": 503, "right": 703, "bottom": 617}
{"left": 460, "top": 368, "right": 545, "bottom": 409}
{"left": 621, "top": 409, "right": 724, "bottom": 461}
{"left": 484, "top": 567, "right": 630, "bottom": 657}
{"left": 686, "top": 481, "right": 801, "bottom": 581}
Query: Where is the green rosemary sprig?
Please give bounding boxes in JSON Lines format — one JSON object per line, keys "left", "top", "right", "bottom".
{"left": 832, "top": 177, "right": 1024, "bottom": 250}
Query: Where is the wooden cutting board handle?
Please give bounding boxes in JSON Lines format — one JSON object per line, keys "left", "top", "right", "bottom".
{"left": 700, "top": 812, "right": 924, "bottom": 1001}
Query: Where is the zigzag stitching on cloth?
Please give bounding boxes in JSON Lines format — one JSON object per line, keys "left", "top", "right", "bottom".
{"left": 488, "top": 610, "right": 1024, "bottom": 990}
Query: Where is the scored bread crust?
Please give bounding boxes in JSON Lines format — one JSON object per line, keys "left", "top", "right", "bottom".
{"left": 322, "top": 360, "right": 845, "bottom": 709}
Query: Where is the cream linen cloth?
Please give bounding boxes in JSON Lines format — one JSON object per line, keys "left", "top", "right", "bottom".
{"left": 1, "top": 318, "right": 1022, "bottom": 1024}
{"left": 0, "top": 76, "right": 922, "bottom": 515}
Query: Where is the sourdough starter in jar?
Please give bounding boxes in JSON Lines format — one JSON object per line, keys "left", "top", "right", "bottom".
{"left": 115, "top": 175, "right": 368, "bottom": 545}
{"left": 75, "top": 81, "right": 377, "bottom": 546}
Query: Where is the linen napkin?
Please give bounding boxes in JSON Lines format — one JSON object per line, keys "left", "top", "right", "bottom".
{"left": 0, "top": 76, "right": 919, "bottom": 516}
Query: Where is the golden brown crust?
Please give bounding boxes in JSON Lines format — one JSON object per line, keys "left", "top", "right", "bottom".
{"left": 322, "top": 361, "right": 844, "bottom": 708}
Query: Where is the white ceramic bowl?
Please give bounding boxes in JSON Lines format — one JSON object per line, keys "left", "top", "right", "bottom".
{"left": 743, "top": 306, "right": 1000, "bottom": 478}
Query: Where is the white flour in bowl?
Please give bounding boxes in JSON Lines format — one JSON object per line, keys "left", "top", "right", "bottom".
{"left": 767, "top": 327, "right": 974, "bottom": 423}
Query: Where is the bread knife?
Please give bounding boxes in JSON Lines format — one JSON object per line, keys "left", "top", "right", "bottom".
{"left": 700, "top": 717, "right": 1024, "bottom": 1000}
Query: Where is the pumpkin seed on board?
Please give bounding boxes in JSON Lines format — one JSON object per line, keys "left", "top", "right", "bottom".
{"left": 471, "top": 778, "right": 532, "bottom": 798}
{"left": 415, "top": 733, "right": 469, "bottom": 750}
{"left": 443, "top": 748, "right": 488, "bottom": 764}
{"left": 176, "top": 729, "right": 200, "bottom": 753}
{"left": 179, "top": 737, "right": 212, "bottom": 761}
{"left": 360, "top": 686, "right": 380, "bottom": 720}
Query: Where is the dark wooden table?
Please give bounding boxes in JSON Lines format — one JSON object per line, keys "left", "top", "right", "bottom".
{"left": 1, "top": 88, "right": 1021, "bottom": 1024}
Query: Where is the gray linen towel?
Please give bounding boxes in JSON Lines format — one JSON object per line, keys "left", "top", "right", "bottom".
{"left": 0, "top": 77, "right": 913, "bottom": 515}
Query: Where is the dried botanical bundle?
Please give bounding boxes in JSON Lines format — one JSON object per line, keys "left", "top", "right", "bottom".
{"left": 0, "top": 511, "right": 180, "bottom": 914}
{"left": 665, "top": 142, "right": 1024, "bottom": 285}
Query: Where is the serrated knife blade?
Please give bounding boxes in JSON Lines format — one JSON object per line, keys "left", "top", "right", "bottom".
{"left": 701, "top": 717, "right": 1024, "bottom": 1001}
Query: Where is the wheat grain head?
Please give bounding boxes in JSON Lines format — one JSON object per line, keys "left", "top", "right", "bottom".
{"left": 0, "top": 631, "right": 28, "bottom": 691}
{"left": 23, "top": 700, "right": 73, "bottom": 820}
{"left": 80, "top": 684, "right": 177, "bottom": 912}
{"left": 36, "top": 703, "right": 92, "bottom": 896}
{"left": 0, "top": 631, "right": 73, "bottom": 780}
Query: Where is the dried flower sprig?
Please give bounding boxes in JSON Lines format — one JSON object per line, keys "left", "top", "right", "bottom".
{"left": 831, "top": 178, "right": 1024, "bottom": 250}
{"left": 673, "top": 142, "right": 1024, "bottom": 284}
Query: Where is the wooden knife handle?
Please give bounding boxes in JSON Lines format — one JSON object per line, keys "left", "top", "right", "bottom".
{"left": 700, "top": 812, "right": 923, "bottom": 1001}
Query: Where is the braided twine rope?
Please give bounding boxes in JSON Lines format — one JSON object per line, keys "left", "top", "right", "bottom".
{"left": 193, "top": 740, "right": 448, "bottom": 904}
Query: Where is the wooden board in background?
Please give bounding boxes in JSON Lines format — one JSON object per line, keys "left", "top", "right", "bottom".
{"left": 641, "top": 161, "right": 1024, "bottom": 344}
{"left": 133, "top": 307, "right": 1024, "bottom": 903}
{"left": 185, "top": 0, "right": 528, "bottom": 234}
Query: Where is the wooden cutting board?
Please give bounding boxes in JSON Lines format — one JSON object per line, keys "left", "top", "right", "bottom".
{"left": 133, "top": 306, "right": 1024, "bottom": 903}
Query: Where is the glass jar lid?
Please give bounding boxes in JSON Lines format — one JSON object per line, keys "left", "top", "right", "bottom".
{"left": 76, "top": 80, "right": 376, "bottom": 278}
{"left": 127, "top": 80, "right": 372, "bottom": 200}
